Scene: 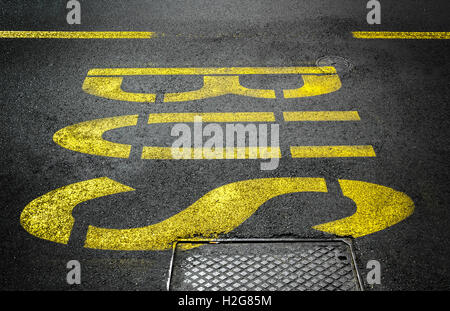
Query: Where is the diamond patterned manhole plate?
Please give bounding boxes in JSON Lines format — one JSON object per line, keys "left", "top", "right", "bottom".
{"left": 167, "top": 240, "right": 363, "bottom": 291}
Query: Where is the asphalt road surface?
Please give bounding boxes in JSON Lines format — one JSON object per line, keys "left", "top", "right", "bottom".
{"left": 0, "top": 0, "right": 449, "bottom": 291}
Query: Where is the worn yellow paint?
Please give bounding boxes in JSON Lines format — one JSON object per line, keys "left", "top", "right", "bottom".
{"left": 87, "top": 66, "right": 337, "bottom": 76}
{"left": 82, "top": 75, "right": 276, "bottom": 102}
{"left": 290, "top": 145, "right": 376, "bottom": 158}
{"left": 83, "top": 66, "right": 341, "bottom": 102}
{"left": 142, "top": 147, "right": 281, "bottom": 159}
{"left": 0, "top": 31, "right": 156, "bottom": 39}
{"left": 53, "top": 115, "right": 137, "bottom": 158}
{"left": 164, "top": 76, "right": 276, "bottom": 101}
{"left": 353, "top": 31, "right": 450, "bottom": 39}
{"left": 146, "top": 112, "right": 278, "bottom": 159}
{"left": 283, "top": 75, "right": 342, "bottom": 98}
{"left": 148, "top": 112, "right": 275, "bottom": 124}
{"left": 21, "top": 177, "right": 415, "bottom": 250}
{"left": 53, "top": 113, "right": 278, "bottom": 160}
{"left": 313, "top": 180, "right": 414, "bottom": 237}
{"left": 84, "top": 178, "right": 327, "bottom": 250}
{"left": 83, "top": 77, "right": 157, "bottom": 102}
{"left": 283, "top": 111, "right": 360, "bottom": 122}
{"left": 353, "top": 31, "right": 450, "bottom": 40}
{"left": 52, "top": 114, "right": 373, "bottom": 160}
{"left": 20, "top": 178, "right": 135, "bottom": 244}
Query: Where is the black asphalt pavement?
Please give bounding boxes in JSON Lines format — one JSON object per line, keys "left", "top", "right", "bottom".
{"left": 0, "top": 0, "right": 449, "bottom": 290}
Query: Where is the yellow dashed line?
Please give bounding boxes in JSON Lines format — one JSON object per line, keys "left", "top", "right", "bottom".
{"left": 0, "top": 31, "right": 156, "bottom": 39}
{"left": 283, "top": 111, "right": 360, "bottom": 122}
{"left": 290, "top": 145, "right": 376, "bottom": 158}
{"left": 353, "top": 31, "right": 450, "bottom": 39}
{"left": 141, "top": 147, "right": 281, "bottom": 160}
{"left": 148, "top": 112, "right": 275, "bottom": 123}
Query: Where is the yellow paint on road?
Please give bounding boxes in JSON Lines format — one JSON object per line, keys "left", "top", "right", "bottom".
{"left": 83, "top": 77, "right": 157, "bottom": 102}
{"left": 87, "top": 67, "right": 337, "bottom": 76}
{"left": 142, "top": 147, "right": 281, "bottom": 160}
{"left": 21, "top": 177, "right": 415, "bottom": 250}
{"left": 53, "top": 113, "right": 279, "bottom": 159}
{"left": 148, "top": 112, "right": 275, "bottom": 123}
{"left": 163, "top": 76, "right": 276, "bottom": 101}
{"left": 0, "top": 31, "right": 156, "bottom": 39}
{"left": 283, "top": 111, "right": 360, "bottom": 122}
{"left": 84, "top": 177, "right": 327, "bottom": 250}
{"left": 147, "top": 112, "right": 279, "bottom": 159}
{"left": 83, "top": 66, "right": 341, "bottom": 102}
{"left": 53, "top": 114, "right": 375, "bottom": 160}
{"left": 283, "top": 75, "right": 342, "bottom": 98}
{"left": 53, "top": 115, "right": 138, "bottom": 158}
{"left": 20, "top": 178, "right": 135, "bottom": 244}
{"left": 313, "top": 179, "right": 414, "bottom": 237}
{"left": 290, "top": 145, "right": 376, "bottom": 158}
{"left": 353, "top": 31, "right": 450, "bottom": 39}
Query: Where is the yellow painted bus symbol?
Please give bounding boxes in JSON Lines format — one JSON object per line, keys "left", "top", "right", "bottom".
{"left": 82, "top": 66, "right": 342, "bottom": 102}
{"left": 20, "top": 177, "right": 414, "bottom": 251}
{"left": 52, "top": 112, "right": 375, "bottom": 160}
{"left": 52, "top": 112, "right": 282, "bottom": 160}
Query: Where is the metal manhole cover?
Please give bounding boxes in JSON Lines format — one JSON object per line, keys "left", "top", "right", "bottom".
{"left": 316, "top": 55, "right": 353, "bottom": 75}
{"left": 167, "top": 239, "right": 363, "bottom": 291}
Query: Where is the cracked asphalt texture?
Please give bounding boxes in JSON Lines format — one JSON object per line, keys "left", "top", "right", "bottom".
{"left": 0, "top": 0, "right": 449, "bottom": 290}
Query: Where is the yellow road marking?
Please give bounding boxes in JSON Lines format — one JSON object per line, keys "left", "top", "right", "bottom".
{"left": 20, "top": 178, "right": 135, "bottom": 244}
{"left": 84, "top": 177, "right": 327, "bottom": 250}
{"left": 290, "top": 145, "right": 376, "bottom": 158}
{"left": 83, "top": 77, "right": 157, "bottom": 102}
{"left": 283, "top": 111, "right": 360, "bottom": 122}
{"left": 83, "top": 67, "right": 342, "bottom": 102}
{"left": 163, "top": 75, "right": 276, "bottom": 101}
{"left": 147, "top": 112, "right": 279, "bottom": 159}
{"left": 142, "top": 147, "right": 281, "bottom": 160}
{"left": 283, "top": 75, "right": 342, "bottom": 98}
{"left": 53, "top": 114, "right": 374, "bottom": 160}
{"left": 53, "top": 115, "right": 138, "bottom": 158}
{"left": 352, "top": 31, "right": 450, "bottom": 39}
{"left": 313, "top": 179, "right": 414, "bottom": 237}
{"left": 87, "top": 67, "right": 337, "bottom": 76}
{"left": 21, "top": 177, "right": 415, "bottom": 250}
{"left": 148, "top": 112, "right": 275, "bottom": 123}
{"left": 54, "top": 113, "right": 279, "bottom": 159}
{"left": 0, "top": 31, "right": 156, "bottom": 39}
